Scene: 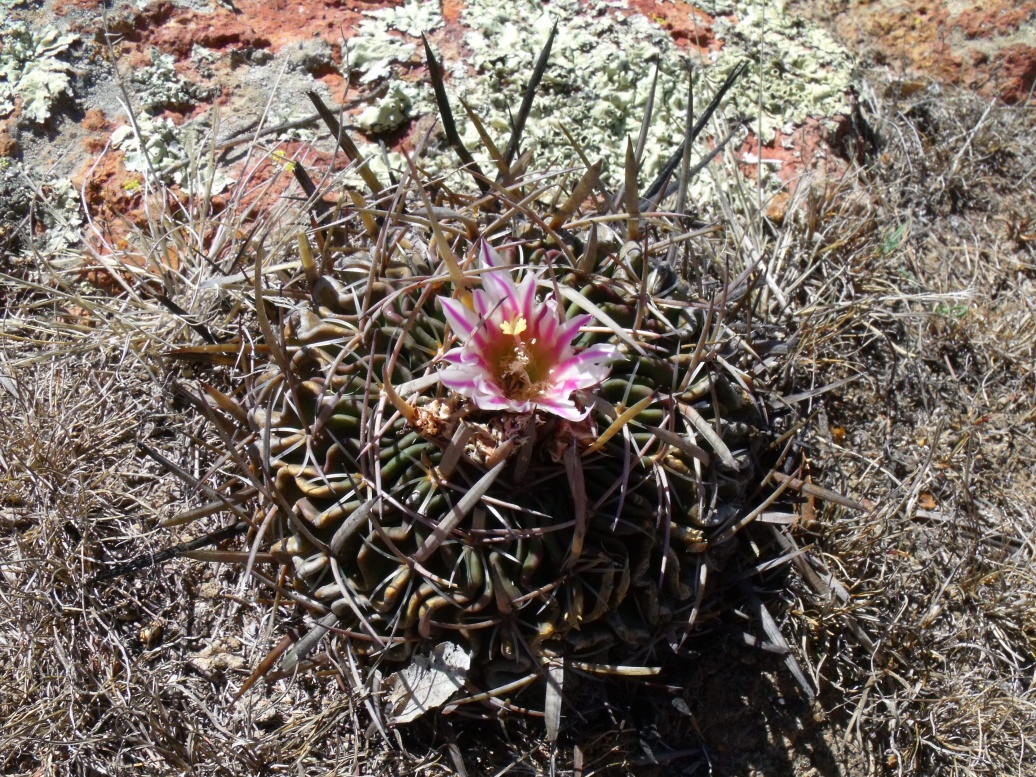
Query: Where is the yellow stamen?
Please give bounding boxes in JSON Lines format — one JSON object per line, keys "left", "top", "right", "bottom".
{"left": 500, "top": 316, "right": 527, "bottom": 337}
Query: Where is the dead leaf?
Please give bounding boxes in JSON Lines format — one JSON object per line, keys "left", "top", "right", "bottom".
{"left": 385, "top": 642, "right": 471, "bottom": 725}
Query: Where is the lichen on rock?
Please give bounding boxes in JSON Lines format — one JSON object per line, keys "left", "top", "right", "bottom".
{"left": 111, "top": 115, "right": 233, "bottom": 195}
{"left": 131, "top": 47, "right": 219, "bottom": 113}
{"left": 0, "top": 22, "right": 77, "bottom": 124}
{"left": 340, "top": 0, "right": 856, "bottom": 204}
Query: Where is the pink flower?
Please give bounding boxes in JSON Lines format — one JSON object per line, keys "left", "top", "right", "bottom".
{"left": 438, "top": 241, "right": 621, "bottom": 421}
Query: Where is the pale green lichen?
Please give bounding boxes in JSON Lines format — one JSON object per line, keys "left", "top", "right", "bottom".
{"left": 36, "top": 177, "right": 84, "bottom": 253}
{"left": 366, "top": 0, "right": 444, "bottom": 37}
{"left": 0, "top": 22, "right": 77, "bottom": 124}
{"left": 112, "top": 115, "right": 233, "bottom": 195}
{"left": 0, "top": 159, "right": 84, "bottom": 253}
{"left": 131, "top": 47, "right": 219, "bottom": 113}
{"left": 339, "top": 0, "right": 440, "bottom": 132}
{"left": 701, "top": 0, "right": 856, "bottom": 141}
{"left": 355, "top": 82, "right": 415, "bottom": 134}
{"left": 340, "top": 0, "right": 856, "bottom": 203}
{"left": 345, "top": 30, "right": 416, "bottom": 84}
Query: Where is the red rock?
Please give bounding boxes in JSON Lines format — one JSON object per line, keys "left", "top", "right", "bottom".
{"left": 793, "top": 0, "right": 1036, "bottom": 103}
{"left": 625, "top": 0, "right": 719, "bottom": 52}
{"left": 81, "top": 108, "right": 109, "bottom": 132}
{"left": 994, "top": 44, "right": 1036, "bottom": 104}
{"left": 956, "top": 3, "right": 1036, "bottom": 39}
{"left": 0, "top": 120, "right": 17, "bottom": 158}
{"left": 736, "top": 119, "right": 849, "bottom": 190}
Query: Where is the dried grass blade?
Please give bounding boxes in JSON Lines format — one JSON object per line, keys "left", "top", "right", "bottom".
{"left": 91, "top": 521, "right": 248, "bottom": 582}
{"left": 673, "top": 63, "right": 695, "bottom": 228}
{"left": 585, "top": 393, "right": 655, "bottom": 454}
{"left": 679, "top": 402, "right": 737, "bottom": 469}
{"left": 233, "top": 632, "right": 294, "bottom": 701}
{"left": 712, "top": 471, "right": 795, "bottom": 544}
{"left": 297, "top": 231, "right": 319, "bottom": 285}
{"left": 544, "top": 659, "right": 564, "bottom": 743}
{"left": 643, "top": 60, "right": 749, "bottom": 203}
{"left": 577, "top": 222, "right": 599, "bottom": 274}
{"left": 568, "top": 662, "right": 661, "bottom": 676}
{"left": 405, "top": 151, "right": 472, "bottom": 305}
{"left": 140, "top": 441, "right": 252, "bottom": 525}
{"left": 781, "top": 376, "right": 859, "bottom": 404}
{"left": 346, "top": 190, "right": 379, "bottom": 239}
{"left": 770, "top": 471, "right": 866, "bottom": 511}
{"left": 330, "top": 497, "right": 379, "bottom": 556}
{"left": 163, "top": 492, "right": 255, "bottom": 528}
{"left": 291, "top": 159, "right": 332, "bottom": 224}
{"left": 646, "top": 425, "right": 710, "bottom": 466}
{"left": 555, "top": 285, "right": 646, "bottom": 354}
{"left": 439, "top": 421, "right": 474, "bottom": 479}
{"left": 181, "top": 550, "right": 275, "bottom": 564}
{"left": 563, "top": 442, "right": 588, "bottom": 565}
{"left": 624, "top": 137, "right": 640, "bottom": 241}
{"left": 281, "top": 609, "right": 340, "bottom": 672}
{"left": 634, "top": 64, "right": 659, "bottom": 167}
{"left": 741, "top": 583, "right": 815, "bottom": 699}
{"left": 459, "top": 97, "right": 508, "bottom": 177}
{"left": 442, "top": 673, "right": 538, "bottom": 712}
{"left": 199, "top": 382, "right": 249, "bottom": 426}
{"left": 558, "top": 124, "right": 613, "bottom": 204}
{"left": 380, "top": 372, "right": 418, "bottom": 426}
{"left": 549, "top": 160, "right": 602, "bottom": 231}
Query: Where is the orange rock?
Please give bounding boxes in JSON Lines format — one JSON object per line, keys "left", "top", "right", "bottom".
{"left": 81, "top": 108, "right": 109, "bottom": 132}
{"left": 0, "top": 121, "right": 17, "bottom": 158}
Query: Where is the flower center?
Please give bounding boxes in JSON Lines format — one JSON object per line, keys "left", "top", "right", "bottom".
{"left": 493, "top": 316, "right": 550, "bottom": 402}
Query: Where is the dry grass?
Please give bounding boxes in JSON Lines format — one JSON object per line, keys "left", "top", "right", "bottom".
{"left": 777, "top": 78, "right": 1036, "bottom": 776}
{"left": 2, "top": 72, "right": 1035, "bottom": 776}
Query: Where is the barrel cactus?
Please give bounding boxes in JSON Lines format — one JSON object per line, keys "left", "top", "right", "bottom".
{"left": 183, "top": 48, "right": 800, "bottom": 725}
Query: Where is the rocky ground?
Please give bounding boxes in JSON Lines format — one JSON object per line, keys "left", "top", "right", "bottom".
{"left": 1, "top": 1, "right": 1034, "bottom": 775}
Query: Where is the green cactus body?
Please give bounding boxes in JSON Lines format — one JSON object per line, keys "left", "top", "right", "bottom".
{"left": 174, "top": 41, "right": 801, "bottom": 724}
{"left": 239, "top": 211, "right": 769, "bottom": 707}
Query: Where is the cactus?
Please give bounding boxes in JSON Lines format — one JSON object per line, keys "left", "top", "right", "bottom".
{"left": 181, "top": 45, "right": 799, "bottom": 724}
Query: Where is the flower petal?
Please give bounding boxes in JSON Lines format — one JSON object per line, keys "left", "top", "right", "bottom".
{"left": 439, "top": 242, "right": 619, "bottom": 420}
{"left": 479, "top": 239, "right": 504, "bottom": 269}
{"left": 439, "top": 296, "right": 478, "bottom": 338}
{"left": 534, "top": 395, "right": 589, "bottom": 421}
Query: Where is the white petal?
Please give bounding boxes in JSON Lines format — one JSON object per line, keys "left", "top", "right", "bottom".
{"left": 439, "top": 296, "right": 478, "bottom": 337}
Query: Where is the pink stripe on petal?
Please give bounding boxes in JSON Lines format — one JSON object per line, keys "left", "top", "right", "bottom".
{"left": 537, "top": 315, "right": 559, "bottom": 345}
{"left": 556, "top": 313, "right": 591, "bottom": 344}
{"left": 439, "top": 297, "right": 477, "bottom": 337}
{"left": 440, "top": 374, "right": 481, "bottom": 392}
{"left": 472, "top": 289, "right": 495, "bottom": 318}
{"left": 568, "top": 343, "right": 623, "bottom": 363}
{"left": 516, "top": 274, "right": 537, "bottom": 317}
{"left": 479, "top": 239, "right": 503, "bottom": 268}
{"left": 482, "top": 270, "right": 518, "bottom": 312}
{"left": 530, "top": 298, "right": 557, "bottom": 333}
{"left": 553, "top": 346, "right": 620, "bottom": 377}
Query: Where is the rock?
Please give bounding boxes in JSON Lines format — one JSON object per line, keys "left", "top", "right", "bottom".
{"left": 791, "top": 0, "right": 1036, "bottom": 104}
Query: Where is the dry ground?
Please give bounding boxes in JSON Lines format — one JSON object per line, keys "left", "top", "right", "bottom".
{"left": 2, "top": 72, "right": 1035, "bottom": 776}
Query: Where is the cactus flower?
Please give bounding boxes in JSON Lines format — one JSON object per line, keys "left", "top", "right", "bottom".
{"left": 438, "top": 242, "right": 620, "bottom": 421}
